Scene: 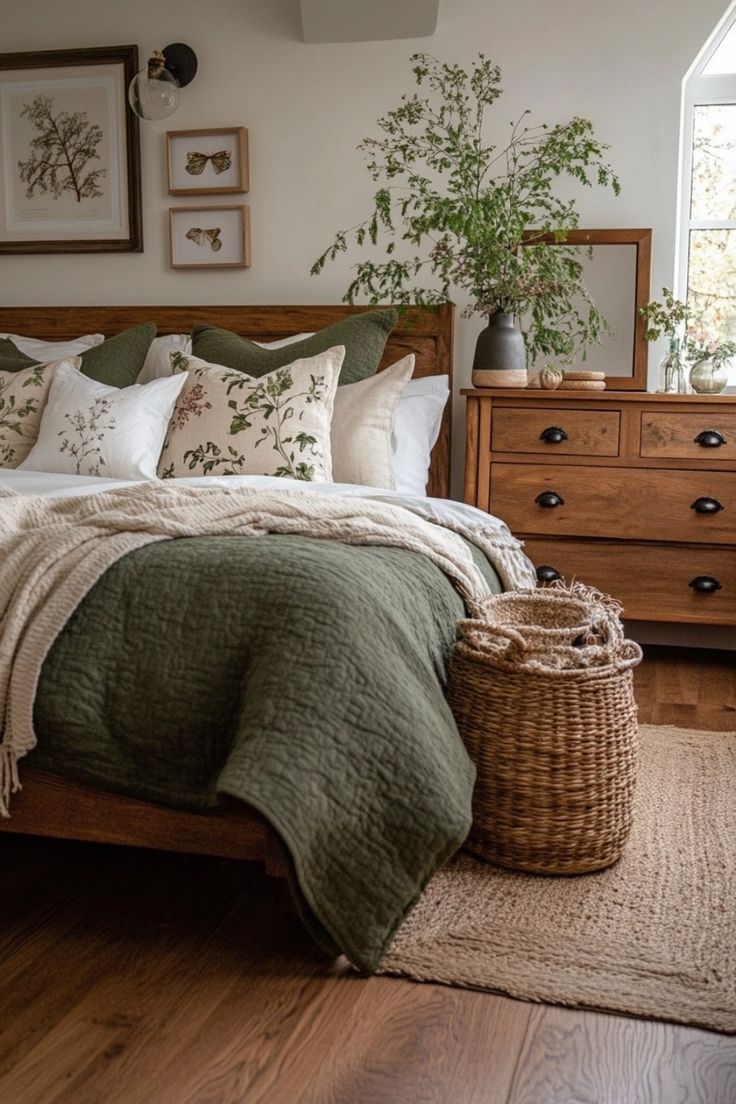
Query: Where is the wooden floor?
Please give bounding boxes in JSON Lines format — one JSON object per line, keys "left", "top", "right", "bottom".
{"left": 1, "top": 645, "right": 734, "bottom": 1104}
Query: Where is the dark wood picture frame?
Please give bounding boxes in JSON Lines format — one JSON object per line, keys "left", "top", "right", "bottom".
{"left": 0, "top": 45, "right": 142, "bottom": 253}
{"left": 167, "top": 126, "right": 249, "bottom": 196}
{"left": 523, "top": 228, "right": 652, "bottom": 391}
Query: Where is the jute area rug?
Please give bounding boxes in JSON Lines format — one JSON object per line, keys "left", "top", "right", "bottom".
{"left": 379, "top": 725, "right": 736, "bottom": 1034}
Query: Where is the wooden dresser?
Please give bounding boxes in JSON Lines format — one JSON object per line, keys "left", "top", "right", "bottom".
{"left": 463, "top": 388, "right": 736, "bottom": 626}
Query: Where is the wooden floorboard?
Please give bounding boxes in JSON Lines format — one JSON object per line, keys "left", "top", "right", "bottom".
{"left": 0, "top": 645, "right": 734, "bottom": 1104}
{"left": 634, "top": 644, "right": 736, "bottom": 732}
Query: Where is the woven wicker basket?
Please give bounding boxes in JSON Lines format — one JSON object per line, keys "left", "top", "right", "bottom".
{"left": 449, "top": 584, "right": 642, "bottom": 876}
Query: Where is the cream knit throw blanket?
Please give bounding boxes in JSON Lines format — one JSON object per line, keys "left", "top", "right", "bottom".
{"left": 0, "top": 482, "right": 534, "bottom": 816}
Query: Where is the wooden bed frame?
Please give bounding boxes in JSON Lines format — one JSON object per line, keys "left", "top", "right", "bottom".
{"left": 0, "top": 303, "right": 454, "bottom": 873}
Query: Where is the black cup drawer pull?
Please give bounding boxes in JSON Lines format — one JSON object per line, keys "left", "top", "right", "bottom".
{"left": 694, "top": 429, "right": 727, "bottom": 448}
{"left": 539, "top": 425, "right": 568, "bottom": 444}
{"left": 689, "top": 575, "right": 723, "bottom": 594}
{"left": 536, "top": 564, "right": 562, "bottom": 583}
{"left": 535, "top": 491, "right": 565, "bottom": 508}
{"left": 690, "top": 496, "right": 724, "bottom": 514}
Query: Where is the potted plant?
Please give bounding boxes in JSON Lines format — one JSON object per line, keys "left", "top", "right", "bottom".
{"left": 311, "top": 53, "right": 621, "bottom": 384}
{"left": 639, "top": 287, "right": 691, "bottom": 393}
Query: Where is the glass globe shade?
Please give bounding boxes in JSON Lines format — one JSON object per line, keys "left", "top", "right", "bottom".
{"left": 128, "top": 66, "right": 180, "bottom": 121}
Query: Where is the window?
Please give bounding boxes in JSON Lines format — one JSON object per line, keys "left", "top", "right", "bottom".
{"left": 679, "top": 5, "right": 736, "bottom": 381}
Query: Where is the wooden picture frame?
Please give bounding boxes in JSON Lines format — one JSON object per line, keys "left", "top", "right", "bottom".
{"left": 0, "top": 45, "right": 142, "bottom": 253}
{"left": 523, "top": 228, "right": 652, "bottom": 391}
{"left": 169, "top": 205, "right": 250, "bottom": 268}
{"left": 167, "top": 127, "right": 248, "bottom": 195}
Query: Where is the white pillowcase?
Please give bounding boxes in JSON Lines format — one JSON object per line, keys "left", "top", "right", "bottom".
{"left": 137, "top": 334, "right": 191, "bottom": 385}
{"left": 1, "top": 333, "right": 105, "bottom": 361}
{"left": 393, "top": 375, "right": 450, "bottom": 497}
{"left": 136, "top": 332, "right": 315, "bottom": 385}
{"left": 332, "top": 356, "right": 415, "bottom": 488}
{"left": 20, "top": 360, "right": 186, "bottom": 480}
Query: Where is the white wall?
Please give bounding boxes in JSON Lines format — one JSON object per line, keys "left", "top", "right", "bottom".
{"left": 1, "top": 0, "right": 729, "bottom": 492}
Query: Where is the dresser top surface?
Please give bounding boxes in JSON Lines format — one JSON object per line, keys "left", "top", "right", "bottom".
{"left": 461, "top": 388, "right": 736, "bottom": 403}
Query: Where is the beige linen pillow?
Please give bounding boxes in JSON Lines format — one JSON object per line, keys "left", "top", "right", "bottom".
{"left": 159, "top": 346, "right": 344, "bottom": 481}
{"left": 331, "top": 355, "right": 415, "bottom": 488}
{"left": 0, "top": 356, "right": 73, "bottom": 469}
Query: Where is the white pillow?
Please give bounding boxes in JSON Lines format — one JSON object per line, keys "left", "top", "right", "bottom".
{"left": 393, "top": 375, "right": 450, "bottom": 497}
{"left": 137, "top": 334, "right": 191, "bottom": 384}
{"left": 136, "top": 332, "right": 315, "bottom": 385}
{"left": 1, "top": 333, "right": 105, "bottom": 360}
{"left": 255, "top": 334, "right": 313, "bottom": 349}
{"left": 331, "top": 356, "right": 415, "bottom": 488}
{"left": 20, "top": 361, "right": 186, "bottom": 480}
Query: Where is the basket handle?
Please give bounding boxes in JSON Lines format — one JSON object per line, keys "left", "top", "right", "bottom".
{"left": 459, "top": 620, "right": 530, "bottom": 656}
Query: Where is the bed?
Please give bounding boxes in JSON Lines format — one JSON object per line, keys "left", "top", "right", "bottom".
{"left": 0, "top": 303, "right": 533, "bottom": 969}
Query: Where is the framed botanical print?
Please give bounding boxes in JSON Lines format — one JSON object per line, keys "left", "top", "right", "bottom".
{"left": 169, "top": 205, "right": 251, "bottom": 268}
{"left": 167, "top": 127, "right": 248, "bottom": 195}
{"left": 0, "top": 45, "right": 143, "bottom": 253}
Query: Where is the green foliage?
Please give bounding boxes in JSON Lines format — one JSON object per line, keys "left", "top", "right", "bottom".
{"left": 638, "top": 287, "right": 691, "bottom": 342}
{"left": 311, "top": 53, "right": 620, "bottom": 364}
{"left": 641, "top": 287, "right": 736, "bottom": 363}
{"left": 18, "top": 95, "right": 105, "bottom": 203}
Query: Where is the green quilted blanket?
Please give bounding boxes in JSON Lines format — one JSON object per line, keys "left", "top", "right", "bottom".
{"left": 30, "top": 531, "right": 501, "bottom": 970}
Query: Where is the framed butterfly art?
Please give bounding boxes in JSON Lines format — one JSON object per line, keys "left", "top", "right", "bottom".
{"left": 167, "top": 127, "right": 248, "bottom": 195}
{"left": 169, "top": 205, "right": 250, "bottom": 268}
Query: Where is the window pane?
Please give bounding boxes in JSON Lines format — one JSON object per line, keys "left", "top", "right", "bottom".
{"left": 702, "top": 21, "right": 736, "bottom": 74}
{"left": 687, "top": 229, "right": 736, "bottom": 382}
{"left": 691, "top": 104, "right": 736, "bottom": 219}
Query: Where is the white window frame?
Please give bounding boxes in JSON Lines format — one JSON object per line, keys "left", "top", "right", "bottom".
{"left": 676, "top": 5, "right": 736, "bottom": 302}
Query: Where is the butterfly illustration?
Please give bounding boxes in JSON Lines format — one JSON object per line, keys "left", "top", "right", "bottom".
{"left": 185, "top": 150, "right": 232, "bottom": 176}
{"left": 185, "top": 227, "right": 222, "bottom": 252}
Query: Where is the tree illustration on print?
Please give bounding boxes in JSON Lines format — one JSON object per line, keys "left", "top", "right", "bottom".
{"left": 17, "top": 95, "right": 105, "bottom": 203}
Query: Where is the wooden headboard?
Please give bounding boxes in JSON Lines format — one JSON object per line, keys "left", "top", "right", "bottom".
{"left": 0, "top": 303, "right": 453, "bottom": 498}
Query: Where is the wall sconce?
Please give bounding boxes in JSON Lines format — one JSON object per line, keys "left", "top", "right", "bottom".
{"left": 128, "top": 43, "right": 198, "bottom": 121}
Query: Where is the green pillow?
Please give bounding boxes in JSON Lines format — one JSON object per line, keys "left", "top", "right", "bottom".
{"left": 191, "top": 309, "right": 398, "bottom": 386}
{"left": 0, "top": 323, "right": 157, "bottom": 388}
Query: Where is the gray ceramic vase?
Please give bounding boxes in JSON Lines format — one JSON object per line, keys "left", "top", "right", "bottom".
{"left": 472, "top": 310, "right": 527, "bottom": 387}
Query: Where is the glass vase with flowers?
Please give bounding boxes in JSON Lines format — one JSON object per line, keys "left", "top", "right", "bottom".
{"left": 685, "top": 328, "right": 736, "bottom": 395}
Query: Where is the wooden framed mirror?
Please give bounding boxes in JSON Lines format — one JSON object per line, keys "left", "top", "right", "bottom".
{"left": 524, "top": 228, "right": 652, "bottom": 391}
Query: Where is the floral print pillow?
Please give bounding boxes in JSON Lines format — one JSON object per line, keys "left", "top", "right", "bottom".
{"left": 0, "top": 357, "right": 72, "bottom": 468}
{"left": 19, "top": 360, "right": 186, "bottom": 479}
{"left": 158, "top": 346, "right": 344, "bottom": 481}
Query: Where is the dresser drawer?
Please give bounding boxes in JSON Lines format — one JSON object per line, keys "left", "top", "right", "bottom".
{"left": 641, "top": 411, "right": 736, "bottom": 462}
{"left": 524, "top": 539, "right": 736, "bottom": 624}
{"left": 491, "top": 406, "right": 620, "bottom": 456}
{"left": 490, "top": 463, "right": 736, "bottom": 544}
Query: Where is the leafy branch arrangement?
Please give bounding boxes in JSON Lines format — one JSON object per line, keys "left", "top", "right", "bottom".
{"left": 312, "top": 53, "right": 620, "bottom": 363}
{"left": 640, "top": 287, "right": 736, "bottom": 362}
{"left": 638, "top": 287, "right": 691, "bottom": 342}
